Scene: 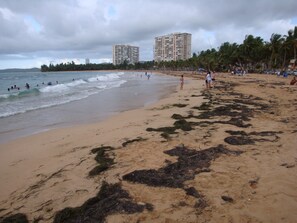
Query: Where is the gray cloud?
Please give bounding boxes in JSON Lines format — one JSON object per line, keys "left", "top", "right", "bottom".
{"left": 0, "top": 0, "right": 296, "bottom": 68}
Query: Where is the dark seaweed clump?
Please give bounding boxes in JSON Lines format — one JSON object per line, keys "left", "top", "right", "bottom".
{"left": 123, "top": 144, "right": 242, "bottom": 189}
{"left": 0, "top": 213, "right": 29, "bottom": 223}
{"left": 172, "top": 103, "right": 188, "bottom": 108}
{"left": 53, "top": 182, "right": 153, "bottom": 223}
{"left": 89, "top": 146, "right": 114, "bottom": 177}
{"left": 123, "top": 144, "right": 242, "bottom": 211}
{"left": 122, "top": 137, "right": 147, "bottom": 147}
{"left": 146, "top": 118, "right": 193, "bottom": 140}
{"left": 192, "top": 103, "right": 253, "bottom": 122}
{"left": 224, "top": 136, "right": 255, "bottom": 145}
{"left": 224, "top": 130, "right": 283, "bottom": 145}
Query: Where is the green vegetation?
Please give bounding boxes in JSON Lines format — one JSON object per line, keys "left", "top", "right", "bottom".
{"left": 41, "top": 26, "right": 297, "bottom": 73}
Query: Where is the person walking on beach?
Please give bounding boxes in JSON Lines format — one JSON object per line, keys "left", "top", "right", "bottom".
{"left": 211, "top": 71, "right": 216, "bottom": 87}
{"left": 205, "top": 71, "right": 212, "bottom": 89}
{"left": 180, "top": 75, "right": 184, "bottom": 90}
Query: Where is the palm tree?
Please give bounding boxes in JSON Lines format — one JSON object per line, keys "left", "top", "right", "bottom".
{"left": 291, "top": 26, "right": 297, "bottom": 59}
{"left": 269, "top": 33, "right": 284, "bottom": 69}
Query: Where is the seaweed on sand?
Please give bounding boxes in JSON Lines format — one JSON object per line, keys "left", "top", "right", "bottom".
{"left": 192, "top": 103, "right": 254, "bottom": 122}
{"left": 123, "top": 144, "right": 242, "bottom": 189}
{"left": 224, "top": 130, "right": 283, "bottom": 145}
{"left": 89, "top": 146, "right": 115, "bottom": 177}
{"left": 53, "top": 182, "right": 153, "bottom": 223}
{"left": 224, "top": 136, "right": 255, "bottom": 145}
{"left": 192, "top": 102, "right": 212, "bottom": 111}
{"left": 122, "top": 137, "right": 147, "bottom": 147}
{"left": 0, "top": 213, "right": 29, "bottom": 223}
{"left": 146, "top": 118, "right": 193, "bottom": 139}
{"left": 123, "top": 144, "right": 242, "bottom": 210}
{"left": 172, "top": 103, "right": 188, "bottom": 108}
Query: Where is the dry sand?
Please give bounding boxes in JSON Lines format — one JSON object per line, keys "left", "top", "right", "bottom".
{"left": 0, "top": 72, "right": 297, "bottom": 223}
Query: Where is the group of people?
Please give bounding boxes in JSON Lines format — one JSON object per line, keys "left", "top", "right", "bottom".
{"left": 7, "top": 83, "right": 30, "bottom": 91}
{"left": 179, "top": 71, "right": 297, "bottom": 91}
{"left": 7, "top": 81, "right": 59, "bottom": 92}
{"left": 179, "top": 71, "right": 216, "bottom": 90}
{"left": 7, "top": 85, "right": 20, "bottom": 91}
{"left": 144, "top": 72, "right": 151, "bottom": 80}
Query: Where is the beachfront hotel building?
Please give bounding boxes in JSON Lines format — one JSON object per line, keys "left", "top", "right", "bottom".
{"left": 112, "top": 45, "right": 139, "bottom": 65}
{"left": 154, "top": 33, "right": 192, "bottom": 62}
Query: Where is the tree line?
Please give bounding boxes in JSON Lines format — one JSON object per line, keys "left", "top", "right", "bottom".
{"left": 41, "top": 26, "right": 297, "bottom": 73}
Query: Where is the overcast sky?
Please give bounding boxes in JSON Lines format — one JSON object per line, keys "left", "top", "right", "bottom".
{"left": 0, "top": 0, "right": 297, "bottom": 69}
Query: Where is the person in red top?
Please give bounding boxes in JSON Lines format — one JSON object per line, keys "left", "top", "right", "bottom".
{"left": 290, "top": 76, "right": 297, "bottom": 85}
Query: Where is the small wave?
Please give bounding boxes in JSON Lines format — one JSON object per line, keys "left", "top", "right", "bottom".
{"left": 0, "top": 90, "right": 93, "bottom": 118}
{"left": 40, "top": 79, "right": 88, "bottom": 93}
{"left": 0, "top": 94, "right": 10, "bottom": 99}
{"left": 88, "top": 72, "right": 123, "bottom": 82}
{"left": 40, "top": 84, "right": 69, "bottom": 93}
{"left": 66, "top": 79, "right": 87, "bottom": 87}
{"left": 0, "top": 88, "right": 40, "bottom": 102}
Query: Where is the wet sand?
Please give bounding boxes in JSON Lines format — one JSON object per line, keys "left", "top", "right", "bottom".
{"left": 0, "top": 72, "right": 297, "bottom": 223}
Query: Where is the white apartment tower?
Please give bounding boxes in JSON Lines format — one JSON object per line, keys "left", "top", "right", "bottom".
{"left": 112, "top": 45, "right": 139, "bottom": 65}
{"left": 154, "top": 33, "right": 192, "bottom": 62}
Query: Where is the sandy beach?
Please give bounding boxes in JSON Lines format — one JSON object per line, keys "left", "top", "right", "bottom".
{"left": 0, "top": 72, "right": 297, "bottom": 223}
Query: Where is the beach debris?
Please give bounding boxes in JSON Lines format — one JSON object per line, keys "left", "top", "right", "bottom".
{"left": 0, "top": 213, "right": 29, "bottom": 223}
{"left": 224, "top": 130, "right": 283, "bottom": 145}
{"left": 172, "top": 103, "right": 188, "bottom": 108}
{"left": 185, "top": 187, "right": 202, "bottom": 198}
{"left": 123, "top": 145, "right": 241, "bottom": 210}
{"left": 146, "top": 126, "right": 177, "bottom": 140}
{"left": 53, "top": 182, "right": 153, "bottom": 223}
{"left": 171, "top": 114, "right": 184, "bottom": 120}
{"left": 122, "top": 137, "right": 147, "bottom": 147}
{"left": 249, "top": 177, "right": 260, "bottom": 189}
{"left": 123, "top": 144, "right": 241, "bottom": 190}
{"left": 173, "top": 119, "right": 193, "bottom": 131}
{"left": 280, "top": 163, "right": 296, "bottom": 168}
{"left": 146, "top": 118, "right": 192, "bottom": 140}
{"left": 221, "top": 195, "right": 234, "bottom": 203}
{"left": 88, "top": 146, "right": 114, "bottom": 177}
{"left": 192, "top": 102, "right": 212, "bottom": 111}
{"left": 194, "top": 198, "right": 208, "bottom": 210}
{"left": 224, "top": 136, "right": 255, "bottom": 145}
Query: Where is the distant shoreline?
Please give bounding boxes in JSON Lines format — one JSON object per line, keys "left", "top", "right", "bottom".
{"left": 0, "top": 68, "right": 40, "bottom": 73}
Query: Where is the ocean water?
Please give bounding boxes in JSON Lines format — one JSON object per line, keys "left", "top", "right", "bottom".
{"left": 0, "top": 71, "right": 128, "bottom": 118}
{"left": 0, "top": 71, "right": 178, "bottom": 144}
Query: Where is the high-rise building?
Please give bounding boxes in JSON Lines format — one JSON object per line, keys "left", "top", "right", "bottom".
{"left": 112, "top": 45, "right": 139, "bottom": 65}
{"left": 85, "top": 58, "right": 90, "bottom": 64}
{"left": 154, "top": 33, "right": 192, "bottom": 62}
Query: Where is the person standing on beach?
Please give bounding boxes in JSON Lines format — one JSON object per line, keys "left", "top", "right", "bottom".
{"left": 180, "top": 75, "right": 184, "bottom": 90}
{"left": 211, "top": 71, "right": 216, "bottom": 87}
{"left": 205, "top": 71, "right": 212, "bottom": 89}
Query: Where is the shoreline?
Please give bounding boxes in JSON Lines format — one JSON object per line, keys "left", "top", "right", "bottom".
{"left": 0, "top": 71, "right": 178, "bottom": 145}
{"left": 1, "top": 72, "right": 297, "bottom": 222}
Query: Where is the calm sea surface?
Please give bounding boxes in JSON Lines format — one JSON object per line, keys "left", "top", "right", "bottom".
{"left": 0, "top": 71, "right": 178, "bottom": 144}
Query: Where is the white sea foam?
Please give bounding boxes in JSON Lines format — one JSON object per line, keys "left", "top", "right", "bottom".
{"left": 0, "top": 94, "right": 10, "bottom": 99}
{"left": 40, "top": 84, "right": 70, "bottom": 93}
{"left": 88, "top": 73, "right": 122, "bottom": 82}
{"left": 66, "top": 79, "right": 87, "bottom": 87}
